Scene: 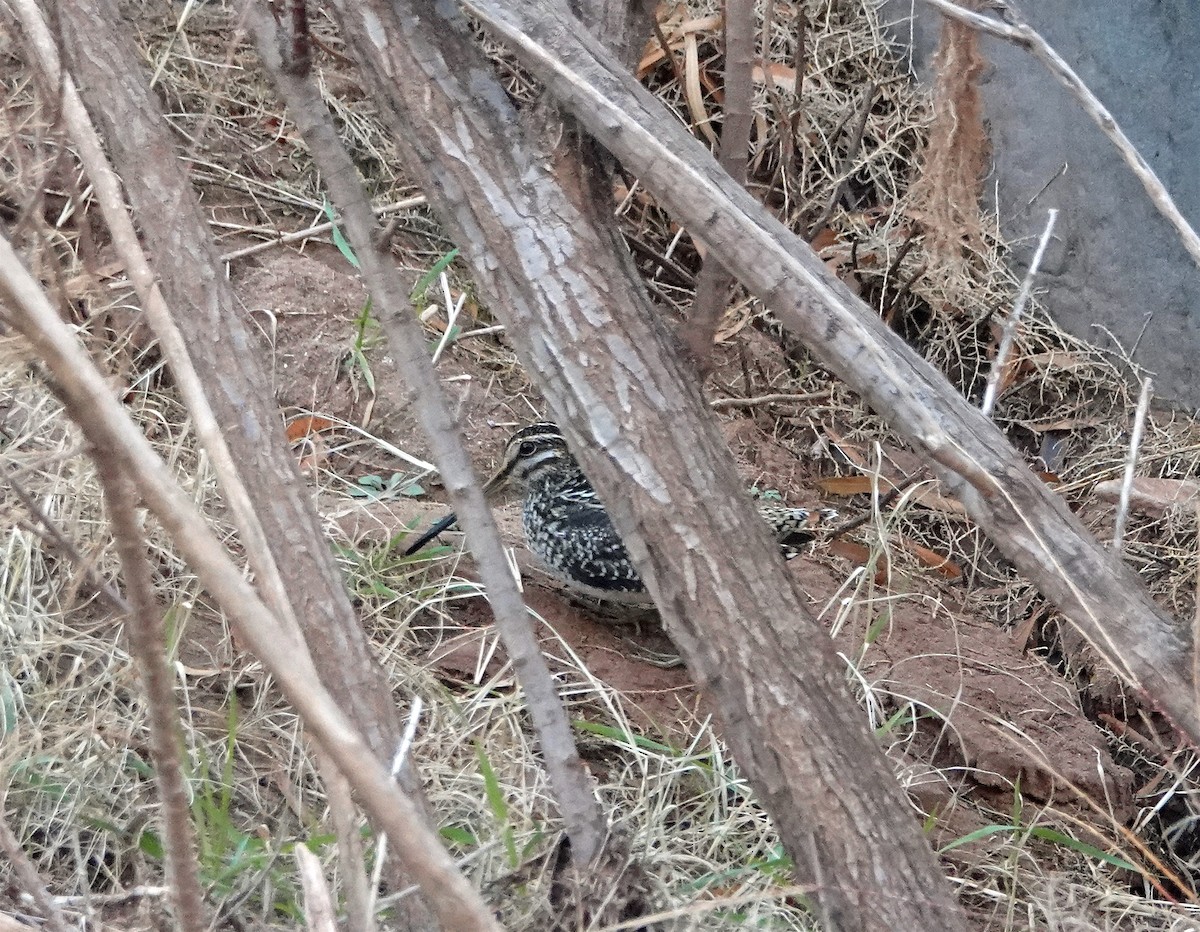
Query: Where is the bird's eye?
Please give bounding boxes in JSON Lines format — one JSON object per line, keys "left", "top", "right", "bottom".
{"left": 518, "top": 441, "right": 537, "bottom": 457}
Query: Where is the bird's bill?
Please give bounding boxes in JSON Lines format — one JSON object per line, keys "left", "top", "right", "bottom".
{"left": 480, "top": 453, "right": 518, "bottom": 498}
{"left": 481, "top": 463, "right": 513, "bottom": 500}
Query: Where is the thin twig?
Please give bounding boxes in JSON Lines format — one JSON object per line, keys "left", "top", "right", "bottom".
{"left": 368, "top": 697, "right": 423, "bottom": 920}
{"left": 622, "top": 232, "right": 697, "bottom": 287}
{"left": 981, "top": 209, "right": 1057, "bottom": 417}
{"left": 919, "top": 0, "right": 1200, "bottom": 269}
{"left": 429, "top": 270, "right": 467, "bottom": 366}
{"left": 790, "top": 7, "right": 806, "bottom": 114}
{"left": 685, "top": 0, "right": 755, "bottom": 370}
{"left": 650, "top": 14, "right": 686, "bottom": 88}
{"left": 879, "top": 228, "right": 921, "bottom": 321}
{"left": 0, "top": 811, "right": 72, "bottom": 932}
{"left": 96, "top": 456, "right": 207, "bottom": 932}
{"left": 246, "top": 1, "right": 608, "bottom": 866}
{"left": 3, "top": 470, "right": 132, "bottom": 614}
{"left": 1111, "top": 376, "right": 1153, "bottom": 555}
{"left": 217, "top": 196, "right": 427, "bottom": 264}
{"left": 806, "top": 81, "right": 876, "bottom": 239}
{"left": 755, "top": 0, "right": 791, "bottom": 187}
{"left": 709, "top": 390, "right": 830, "bottom": 409}
{"left": 1194, "top": 501, "right": 1200, "bottom": 733}
{"left": 456, "top": 323, "right": 506, "bottom": 341}
{"left": 48, "top": 887, "right": 168, "bottom": 906}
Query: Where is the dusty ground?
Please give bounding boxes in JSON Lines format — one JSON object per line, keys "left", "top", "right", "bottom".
{"left": 242, "top": 247, "right": 1134, "bottom": 853}
{"left": 6, "top": 1, "right": 1200, "bottom": 929}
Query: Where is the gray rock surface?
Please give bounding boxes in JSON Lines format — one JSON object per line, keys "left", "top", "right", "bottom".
{"left": 884, "top": 1, "right": 1200, "bottom": 408}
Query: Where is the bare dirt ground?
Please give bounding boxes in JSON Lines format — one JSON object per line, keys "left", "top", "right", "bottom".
{"left": 250, "top": 246, "right": 1132, "bottom": 841}
{"left": 5, "top": 1, "right": 1200, "bottom": 929}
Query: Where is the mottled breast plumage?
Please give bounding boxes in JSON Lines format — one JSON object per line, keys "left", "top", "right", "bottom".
{"left": 520, "top": 461, "right": 644, "bottom": 594}
{"left": 405, "top": 422, "right": 836, "bottom": 598}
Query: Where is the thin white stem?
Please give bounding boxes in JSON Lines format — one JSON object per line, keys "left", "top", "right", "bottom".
{"left": 456, "top": 323, "right": 507, "bottom": 341}
{"left": 1112, "top": 376, "right": 1153, "bottom": 555}
{"left": 710, "top": 390, "right": 831, "bottom": 410}
{"left": 981, "top": 209, "right": 1057, "bottom": 417}
{"left": 368, "top": 697, "right": 425, "bottom": 922}
{"left": 218, "top": 196, "right": 427, "bottom": 263}
{"left": 430, "top": 271, "right": 468, "bottom": 366}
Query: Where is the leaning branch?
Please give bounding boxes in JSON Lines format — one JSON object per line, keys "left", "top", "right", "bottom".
{"left": 245, "top": 0, "right": 607, "bottom": 865}
{"left": 96, "top": 458, "right": 207, "bottom": 932}
{"left": 0, "top": 232, "right": 501, "bottom": 932}
{"left": 21, "top": 0, "right": 445, "bottom": 913}
{"left": 463, "top": 0, "right": 1198, "bottom": 737}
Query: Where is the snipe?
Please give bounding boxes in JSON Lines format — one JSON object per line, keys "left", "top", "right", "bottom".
{"left": 404, "top": 423, "right": 836, "bottom": 599}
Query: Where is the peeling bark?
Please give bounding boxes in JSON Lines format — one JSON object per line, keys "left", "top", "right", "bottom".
{"left": 324, "top": 0, "right": 968, "bottom": 928}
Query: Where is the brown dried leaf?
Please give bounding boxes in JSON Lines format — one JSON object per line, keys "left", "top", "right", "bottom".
{"left": 286, "top": 415, "right": 337, "bottom": 441}
{"left": 897, "top": 536, "right": 962, "bottom": 579}
{"left": 828, "top": 539, "right": 872, "bottom": 565}
{"left": 637, "top": 12, "right": 723, "bottom": 76}
{"left": 908, "top": 486, "right": 968, "bottom": 516}
{"left": 683, "top": 34, "right": 717, "bottom": 145}
{"left": 817, "top": 475, "right": 877, "bottom": 496}
{"left": 823, "top": 428, "right": 867, "bottom": 468}
{"left": 1011, "top": 612, "right": 1039, "bottom": 651}
{"left": 810, "top": 226, "right": 839, "bottom": 252}
{"left": 750, "top": 62, "right": 798, "bottom": 92}
{"left": 995, "top": 356, "right": 1030, "bottom": 397}
{"left": 1094, "top": 477, "right": 1200, "bottom": 518}
{"left": 1023, "top": 350, "right": 1092, "bottom": 372}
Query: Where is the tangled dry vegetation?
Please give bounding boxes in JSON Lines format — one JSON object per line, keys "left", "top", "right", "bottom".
{"left": 3, "top": 0, "right": 1200, "bottom": 929}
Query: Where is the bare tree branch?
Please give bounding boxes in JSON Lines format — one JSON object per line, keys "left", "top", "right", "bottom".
{"left": 0, "top": 230, "right": 502, "bottom": 932}
{"left": 16, "top": 0, "right": 440, "bottom": 917}
{"left": 245, "top": 0, "right": 608, "bottom": 866}
{"left": 319, "top": 0, "right": 968, "bottom": 927}
{"left": 461, "top": 0, "right": 1199, "bottom": 741}
{"left": 95, "top": 457, "right": 207, "bottom": 932}
{"left": 685, "top": 0, "right": 755, "bottom": 370}
{"left": 30, "top": 0, "right": 417, "bottom": 767}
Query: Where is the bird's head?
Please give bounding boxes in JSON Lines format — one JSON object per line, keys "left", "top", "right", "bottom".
{"left": 482, "top": 422, "right": 573, "bottom": 498}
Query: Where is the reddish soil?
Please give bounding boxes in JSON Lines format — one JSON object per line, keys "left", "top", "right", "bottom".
{"left": 244, "top": 249, "right": 1134, "bottom": 848}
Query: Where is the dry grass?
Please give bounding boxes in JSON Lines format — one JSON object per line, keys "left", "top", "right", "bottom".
{"left": 4, "top": 0, "right": 1200, "bottom": 929}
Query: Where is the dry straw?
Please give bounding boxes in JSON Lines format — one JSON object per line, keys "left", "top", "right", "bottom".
{"left": 2, "top": 0, "right": 1199, "bottom": 929}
